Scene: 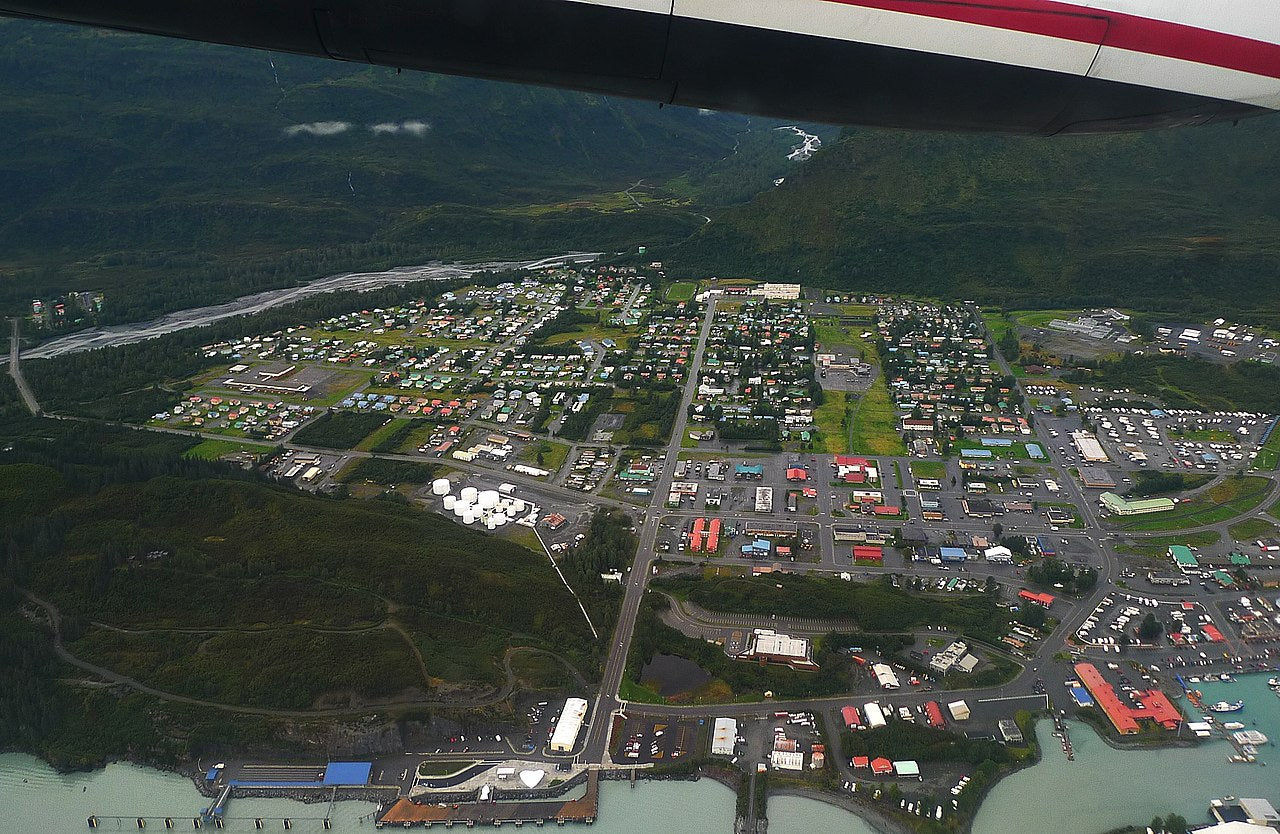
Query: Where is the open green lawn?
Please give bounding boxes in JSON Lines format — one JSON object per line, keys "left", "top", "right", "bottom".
{"left": 850, "top": 379, "right": 906, "bottom": 456}
{"left": 910, "top": 460, "right": 947, "bottom": 480}
{"left": 953, "top": 440, "right": 1032, "bottom": 460}
{"left": 181, "top": 438, "right": 272, "bottom": 461}
{"left": 543, "top": 322, "right": 635, "bottom": 349}
{"left": 665, "top": 282, "right": 697, "bottom": 302}
{"left": 1229, "top": 517, "right": 1278, "bottom": 542}
{"left": 1111, "top": 476, "right": 1273, "bottom": 532}
{"left": 1255, "top": 424, "right": 1280, "bottom": 470}
{"left": 813, "top": 389, "right": 850, "bottom": 454}
{"left": 812, "top": 318, "right": 878, "bottom": 362}
{"left": 355, "top": 417, "right": 411, "bottom": 452}
{"left": 1114, "top": 530, "right": 1220, "bottom": 559}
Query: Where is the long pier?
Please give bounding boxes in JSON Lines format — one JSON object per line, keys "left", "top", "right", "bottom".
{"left": 87, "top": 815, "right": 335, "bottom": 829}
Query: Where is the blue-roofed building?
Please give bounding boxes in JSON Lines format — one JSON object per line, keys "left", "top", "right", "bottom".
{"left": 960, "top": 448, "right": 993, "bottom": 458}
{"left": 980, "top": 437, "right": 1014, "bottom": 447}
{"left": 323, "top": 762, "right": 372, "bottom": 785}
{"left": 735, "top": 463, "right": 765, "bottom": 478}
{"left": 1150, "top": 409, "right": 1167, "bottom": 418}
{"left": 1025, "top": 443, "right": 1046, "bottom": 459}
{"left": 939, "top": 546, "right": 968, "bottom": 563}
{"left": 1070, "top": 686, "right": 1094, "bottom": 707}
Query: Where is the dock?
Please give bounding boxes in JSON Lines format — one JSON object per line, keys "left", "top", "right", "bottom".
{"left": 376, "top": 770, "right": 598, "bottom": 828}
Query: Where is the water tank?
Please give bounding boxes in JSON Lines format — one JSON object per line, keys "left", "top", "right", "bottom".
{"left": 442, "top": 494, "right": 457, "bottom": 510}
{"left": 510, "top": 499, "right": 527, "bottom": 514}
{"left": 463, "top": 510, "right": 478, "bottom": 524}
{"left": 478, "top": 489, "right": 500, "bottom": 509}
{"left": 492, "top": 513, "right": 508, "bottom": 526}
{"left": 431, "top": 478, "right": 451, "bottom": 496}
{"left": 460, "top": 486, "right": 479, "bottom": 503}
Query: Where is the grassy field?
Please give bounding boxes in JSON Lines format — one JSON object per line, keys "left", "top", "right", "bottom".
{"left": 850, "top": 378, "right": 906, "bottom": 457}
{"left": 521, "top": 440, "right": 570, "bottom": 473}
{"left": 1113, "top": 530, "right": 1220, "bottom": 559}
{"left": 813, "top": 389, "right": 850, "bottom": 454}
{"left": 1254, "top": 423, "right": 1280, "bottom": 470}
{"left": 1111, "top": 476, "right": 1273, "bottom": 532}
{"left": 910, "top": 460, "right": 947, "bottom": 480}
{"left": 355, "top": 417, "right": 412, "bottom": 452}
{"left": 665, "top": 282, "right": 698, "bottom": 302}
{"left": 1229, "top": 518, "right": 1278, "bottom": 542}
{"left": 181, "top": 439, "right": 272, "bottom": 461}
{"left": 812, "top": 318, "right": 878, "bottom": 362}
{"left": 293, "top": 411, "right": 392, "bottom": 450}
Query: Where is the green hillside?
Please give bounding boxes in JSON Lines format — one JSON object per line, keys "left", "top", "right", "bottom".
{"left": 0, "top": 20, "right": 813, "bottom": 323}
{"left": 0, "top": 422, "right": 598, "bottom": 744}
{"left": 667, "top": 121, "right": 1280, "bottom": 319}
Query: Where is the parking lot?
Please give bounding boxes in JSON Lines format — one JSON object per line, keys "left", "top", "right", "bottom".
{"left": 613, "top": 715, "right": 706, "bottom": 764}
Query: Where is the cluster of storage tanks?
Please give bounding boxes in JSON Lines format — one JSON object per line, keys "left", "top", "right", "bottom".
{"left": 431, "top": 478, "right": 532, "bottom": 530}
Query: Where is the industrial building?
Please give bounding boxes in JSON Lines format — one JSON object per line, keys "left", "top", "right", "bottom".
{"left": 739, "top": 629, "right": 817, "bottom": 669}
{"left": 871, "top": 663, "right": 901, "bottom": 689}
{"left": 1079, "top": 465, "right": 1117, "bottom": 489}
{"left": 1100, "top": 492, "right": 1175, "bottom": 516}
{"left": 755, "top": 487, "right": 774, "bottom": 513}
{"left": 711, "top": 718, "right": 737, "bottom": 757}
{"left": 1070, "top": 430, "right": 1110, "bottom": 462}
{"left": 929, "top": 641, "right": 978, "bottom": 674}
{"left": 1073, "top": 663, "right": 1181, "bottom": 735}
{"left": 549, "top": 698, "right": 588, "bottom": 753}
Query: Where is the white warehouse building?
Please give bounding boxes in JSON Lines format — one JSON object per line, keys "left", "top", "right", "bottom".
{"left": 711, "top": 718, "right": 738, "bottom": 757}
{"left": 549, "top": 697, "right": 588, "bottom": 753}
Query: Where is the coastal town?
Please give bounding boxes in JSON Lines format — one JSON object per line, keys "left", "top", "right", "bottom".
{"left": 17, "top": 265, "right": 1280, "bottom": 834}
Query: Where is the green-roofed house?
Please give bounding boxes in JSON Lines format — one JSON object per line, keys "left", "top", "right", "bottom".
{"left": 1212, "top": 569, "right": 1235, "bottom": 587}
{"left": 1229, "top": 552, "right": 1251, "bottom": 567}
{"left": 1168, "top": 545, "right": 1199, "bottom": 573}
{"left": 1100, "top": 492, "right": 1176, "bottom": 516}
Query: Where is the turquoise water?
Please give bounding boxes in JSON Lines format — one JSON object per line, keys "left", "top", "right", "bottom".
{"left": 3, "top": 676, "right": 1278, "bottom": 834}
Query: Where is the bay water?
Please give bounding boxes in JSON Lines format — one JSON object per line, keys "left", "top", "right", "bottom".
{"left": 3, "top": 673, "right": 1278, "bottom": 834}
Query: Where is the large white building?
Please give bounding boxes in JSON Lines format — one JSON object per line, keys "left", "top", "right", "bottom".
{"left": 872, "top": 663, "right": 901, "bottom": 689}
{"left": 752, "top": 282, "right": 802, "bottom": 300}
{"left": 1070, "top": 430, "right": 1109, "bottom": 462}
{"left": 741, "top": 629, "right": 817, "bottom": 669}
{"left": 549, "top": 698, "right": 588, "bottom": 753}
{"left": 711, "top": 718, "right": 737, "bottom": 757}
{"left": 770, "top": 750, "right": 805, "bottom": 771}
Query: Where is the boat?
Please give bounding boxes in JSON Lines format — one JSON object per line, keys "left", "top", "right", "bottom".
{"left": 1220, "top": 673, "right": 1234, "bottom": 682}
{"left": 1224, "top": 722, "right": 1246, "bottom": 731}
{"left": 1267, "top": 677, "right": 1280, "bottom": 688}
{"left": 1208, "top": 700, "right": 1245, "bottom": 713}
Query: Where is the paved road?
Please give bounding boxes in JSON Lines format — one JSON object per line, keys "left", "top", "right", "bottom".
{"left": 8, "top": 318, "right": 40, "bottom": 415}
{"left": 582, "top": 297, "right": 719, "bottom": 763}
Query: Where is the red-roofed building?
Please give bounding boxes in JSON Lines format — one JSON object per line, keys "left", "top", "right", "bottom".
{"left": 1074, "top": 662, "right": 1181, "bottom": 735}
{"left": 1134, "top": 690, "right": 1182, "bottom": 730}
{"left": 786, "top": 468, "right": 808, "bottom": 482}
{"left": 924, "top": 701, "right": 945, "bottom": 727}
{"left": 835, "top": 456, "right": 871, "bottom": 467}
{"left": 872, "top": 505, "right": 900, "bottom": 517}
{"left": 1018, "top": 589, "right": 1055, "bottom": 608}
{"left": 1075, "top": 662, "right": 1138, "bottom": 734}
{"left": 851, "top": 756, "right": 870, "bottom": 769}
{"left": 853, "top": 546, "right": 884, "bottom": 564}
{"left": 871, "top": 757, "right": 894, "bottom": 775}
{"left": 841, "top": 705, "right": 862, "bottom": 728}
{"left": 691, "top": 518, "right": 705, "bottom": 553}
{"left": 1202, "top": 624, "right": 1224, "bottom": 642}
{"left": 706, "top": 518, "right": 721, "bottom": 553}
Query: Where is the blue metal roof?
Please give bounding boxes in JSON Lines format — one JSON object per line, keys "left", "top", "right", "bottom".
{"left": 980, "top": 437, "right": 1013, "bottom": 447}
{"left": 960, "top": 448, "right": 993, "bottom": 458}
{"left": 323, "top": 762, "right": 372, "bottom": 785}
{"left": 1025, "top": 443, "right": 1045, "bottom": 459}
